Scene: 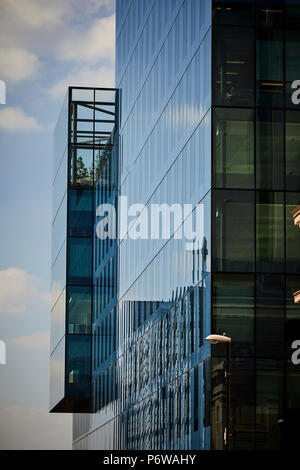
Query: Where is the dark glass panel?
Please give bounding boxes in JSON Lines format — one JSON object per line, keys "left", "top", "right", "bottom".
{"left": 213, "top": 190, "right": 255, "bottom": 272}
{"left": 212, "top": 274, "right": 255, "bottom": 357}
{"left": 203, "top": 358, "right": 211, "bottom": 428}
{"left": 211, "top": 357, "right": 255, "bottom": 450}
{"left": 286, "top": 30, "right": 300, "bottom": 109}
{"left": 67, "top": 286, "right": 91, "bottom": 334}
{"left": 256, "top": 359, "right": 284, "bottom": 450}
{"left": 256, "top": 109, "right": 284, "bottom": 190}
{"left": 286, "top": 112, "right": 300, "bottom": 191}
{"left": 256, "top": 191, "right": 284, "bottom": 273}
{"left": 213, "top": 26, "right": 255, "bottom": 107}
{"left": 67, "top": 237, "right": 92, "bottom": 285}
{"left": 193, "top": 366, "right": 199, "bottom": 431}
{"left": 286, "top": 275, "right": 300, "bottom": 339}
{"left": 256, "top": 28, "right": 283, "bottom": 108}
{"left": 68, "top": 189, "right": 93, "bottom": 237}
{"left": 212, "top": 0, "right": 255, "bottom": 25}
{"left": 70, "top": 146, "right": 93, "bottom": 187}
{"left": 65, "top": 334, "right": 91, "bottom": 398}
{"left": 213, "top": 108, "right": 254, "bottom": 189}
{"left": 286, "top": 193, "right": 300, "bottom": 273}
{"left": 256, "top": 274, "right": 285, "bottom": 358}
{"left": 286, "top": 0, "right": 300, "bottom": 29}
{"left": 256, "top": 0, "right": 284, "bottom": 27}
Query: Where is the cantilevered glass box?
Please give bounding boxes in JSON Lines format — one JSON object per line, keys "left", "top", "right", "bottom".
{"left": 50, "top": 87, "right": 118, "bottom": 413}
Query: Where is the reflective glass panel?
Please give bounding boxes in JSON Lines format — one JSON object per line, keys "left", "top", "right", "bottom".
{"left": 286, "top": 111, "right": 300, "bottom": 191}
{"left": 286, "top": 30, "right": 300, "bottom": 109}
{"left": 68, "top": 189, "right": 93, "bottom": 237}
{"left": 256, "top": 0, "right": 284, "bottom": 27}
{"left": 256, "top": 28, "right": 283, "bottom": 108}
{"left": 213, "top": 190, "right": 255, "bottom": 272}
{"left": 213, "top": 26, "right": 255, "bottom": 107}
{"left": 212, "top": 274, "right": 255, "bottom": 356}
{"left": 65, "top": 335, "right": 91, "bottom": 398}
{"left": 67, "top": 286, "right": 92, "bottom": 334}
{"left": 256, "top": 109, "right": 284, "bottom": 190}
{"left": 213, "top": 0, "right": 255, "bottom": 25}
{"left": 256, "top": 359, "right": 284, "bottom": 450}
{"left": 70, "top": 147, "right": 93, "bottom": 187}
{"left": 286, "top": 193, "right": 300, "bottom": 274}
{"left": 256, "top": 274, "right": 285, "bottom": 358}
{"left": 67, "top": 237, "right": 92, "bottom": 285}
{"left": 256, "top": 191, "right": 284, "bottom": 273}
{"left": 286, "top": 0, "right": 300, "bottom": 28}
{"left": 213, "top": 108, "right": 254, "bottom": 189}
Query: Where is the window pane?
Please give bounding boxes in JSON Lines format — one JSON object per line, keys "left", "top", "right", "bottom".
{"left": 286, "top": 112, "right": 300, "bottom": 191}
{"left": 286, "top": 276, "right": 300, "bottom": 448}
{"left": 213, "top": 0, "right": 255, "bottom": 26}
{"left": 256, "top": 29, "right": 283, "bottom": 108}
{"left": 256, "top": 0, "right": 284, "bottom": 27}
{"left": 256, "top": 274, "right": 285, "bottom": 358}
{"left": 70, "top": 146, "right": 93, "bottom": 187}
{"left": 65, "top": 335, "right": 91, "bottom": 398}
{"left": 286, "top": 0, "right": 300, "bottom": 28}
{"left": 67, "top": 237, "right": 92, "bottom": 285}
{"left": 256, "top": 191, "right": 284, "bottom": 272}
{"left": 213, "top": 108, "right": 254, "bottom": 189}
{"left": 213, "top": 26, "right": 255, "bottom": 107}
{"left": 256, "top": 109, "right": 284, "bottom": 190}
{"left": 212, "top": 274, "right": 255, "bottom": 357}
{"left": 256, "top": 360, "right": 284, "bottom": 450}
{"left": 68, "top": 189, "right": 93, "bottom": 237}
{"left": 286, "top": 30, "right": 300, "bottom": 109}
{"left": 213, "top": 190, "right": 255, "bottom": 272}
{"left": 286, "top": 193, "right": 300, "bottom": 274}
{"left": 211, "top": 357, "right": 255, "bottom": 450}
{"left": 67, "top": 286, "right": 92, "bottom": 334}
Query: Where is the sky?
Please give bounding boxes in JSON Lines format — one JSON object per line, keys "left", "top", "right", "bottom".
{"left": 0, "top": 0, "right": 115, "bottom": 449}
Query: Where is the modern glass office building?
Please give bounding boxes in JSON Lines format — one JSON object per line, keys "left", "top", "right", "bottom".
{"left": 51, "top": 0, "right": 300, "bottom": 450}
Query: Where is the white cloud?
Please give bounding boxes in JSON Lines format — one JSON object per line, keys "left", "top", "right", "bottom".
{"left": 11, "top": 331, "right": 49, "bottom": 350}
{"left": 58, "top": 14, "right": 115, "bottom": 64}
{"left": 0, "top": 107, "right": 41, "bottom": 132}
{"left": 1, "top": 0, "right": 68, "bottom": 29}
{"left": 0, "top": 47, "right": 39, "bottom": 83}
{"left": 0, "top": 406, "right": 72, "bottom": 450}
{"left": 50, "top": 65, "right": 115, "bottom": 97}
{"left": 0, "top": 268, "right": 49, "bottom": 315}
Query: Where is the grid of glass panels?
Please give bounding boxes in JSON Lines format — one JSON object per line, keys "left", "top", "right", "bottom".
{"left": 211, "top": 0, "right": 300, "bottom": 450}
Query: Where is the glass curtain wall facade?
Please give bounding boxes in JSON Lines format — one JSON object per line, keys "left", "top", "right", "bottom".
{"left": 73, "top": 0, "right": 213, "bottom": 449}
{"left": 58, "top": 0, "right": 300, "bottom": 451}
{"left": 211, "top": 0, "right": 300, "bottom": 450}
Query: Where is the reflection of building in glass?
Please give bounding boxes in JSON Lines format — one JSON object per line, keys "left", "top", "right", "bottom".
{"left": 51, "top": 1, "right": 300, "bottom": 450}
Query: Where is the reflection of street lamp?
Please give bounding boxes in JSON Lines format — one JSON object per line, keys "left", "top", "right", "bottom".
{"left": 206, "top": 334, "right": 232, "bottom": 450}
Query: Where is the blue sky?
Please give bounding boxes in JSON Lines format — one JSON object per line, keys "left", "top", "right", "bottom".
{"left": 0, "top": 0, "right": 115, "bottom": 449}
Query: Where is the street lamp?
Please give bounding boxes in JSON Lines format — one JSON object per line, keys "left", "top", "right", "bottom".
{"left": 205, "top": 334, "right": 232, "bottom": 450}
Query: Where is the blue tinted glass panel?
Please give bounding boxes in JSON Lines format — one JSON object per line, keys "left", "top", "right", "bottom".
{"left": 67, "top": 238, "right": 92, "bottom": 285}
{"left": 68, "top": 189, "right": 93, "bottom": 237}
